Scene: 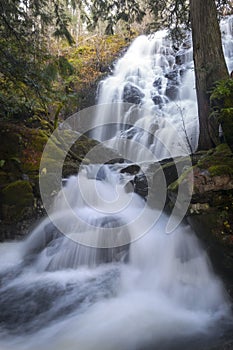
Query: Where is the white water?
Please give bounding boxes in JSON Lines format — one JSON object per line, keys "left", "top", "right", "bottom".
{"left": 0, "top": 197, "right": 231, "bottom": 350}
{"left": 0, "top": 16, "right": 233, "bottom": 350}
{"left": 222, "top": 15, "right": 233, "bottom": 72}
{"left": 92, "top": 30, "right": 199, "bottom": 159}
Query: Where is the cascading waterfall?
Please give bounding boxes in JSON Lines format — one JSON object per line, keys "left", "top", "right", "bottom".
{"left": 0, "top": 16, "right": 233, "bottom": 350}
{"left": 222, "top": 15, "right": 233, "bottom": 72}
{"left": 92, "top": 29, "right": 198, "bottom": 159}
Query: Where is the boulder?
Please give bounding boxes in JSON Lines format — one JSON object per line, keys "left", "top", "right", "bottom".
{"left": 175, "top": 49, "right": 187, "bottom": 65}
{"left": 1, "top": 180, "right": 34, "bottom": 223}
{"left": 166, "top": 84, "right": 179, "bottom": 100}
{"left": 120, "top": 164, "right": 141, "bottom": 175}
{"left": 152, "top": 94, "right": 164, "bottom": 106}
{"left": 123, "top": 83, "right": 145, "bottom": 104}
{"left": 153, "top": 77, "right": 162, "bottom": 89}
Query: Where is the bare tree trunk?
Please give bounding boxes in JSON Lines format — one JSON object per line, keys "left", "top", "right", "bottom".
{"left": 190, "top": 0, "right": 228, "bottom": 150}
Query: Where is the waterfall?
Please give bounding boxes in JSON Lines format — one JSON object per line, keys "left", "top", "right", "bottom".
{"left": 91, "top": 30, "right": 199, "bottom": 160}
{"left": 0, "top": 16, "right": 233, "bottom": 350}
{"left": 222, "top": 15, "right": 233, "bottom": 72}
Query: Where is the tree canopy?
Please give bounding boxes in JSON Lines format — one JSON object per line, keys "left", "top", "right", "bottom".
{"left": 0, "top": 0, "right": 76, "bottom": 118}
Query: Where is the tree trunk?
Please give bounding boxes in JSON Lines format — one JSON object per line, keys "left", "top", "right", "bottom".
{"left": 190, "top": 0, "right": 229, "bottom": 150}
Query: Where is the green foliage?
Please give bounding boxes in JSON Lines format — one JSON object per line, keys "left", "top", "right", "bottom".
{"left": 83, "top": 0, "right": 232, "bottom": 42}
{"left": 146, "top": 0, "right": 190, "bottom": 39}
{"left": 0, "top": 0, "right": 76, "bottom": 119}
{"left": 211, "top": 78, "right": 233, "bottom": 104}
{"left": 210, "top": 78, "right": 233, "bottom": 151}
{"left": 84, "top": 0, "right": 146, "bottom": 34}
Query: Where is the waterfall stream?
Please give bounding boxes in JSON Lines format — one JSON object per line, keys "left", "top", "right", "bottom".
{"left": 0, "top": 17, "right": 233, "bottom": 350}
{"left": 91, "top": 29, "right": 199, "bottom": 159}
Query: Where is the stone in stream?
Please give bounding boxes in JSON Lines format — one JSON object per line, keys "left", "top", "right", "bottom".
{"left": 123, "top": 83, "right": 145, "bottom": 104}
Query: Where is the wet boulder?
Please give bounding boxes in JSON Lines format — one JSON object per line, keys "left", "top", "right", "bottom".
{"left": 120, "top": 164, "right": 141, "bottom": 175}
{"left": 165, "top": 85, "right": 179, "bottom": 100}
{"left": 165, "top": 69, "right": 180, "bottom": 100}
{"left": 165, "top": 70, "right": 179, "bottom": 82}
{"left": 175, "top": 49, "right": 187, "bottom": 65}
{"left": 123, "top": 83, "right": 145, "bottom": 104}
{"left": 153, "top": 77, "right": 162, "bottom": 89}
{"left": 151, "top": 94, "right": 164, "bottom": 106}
{"left": 133, "top": 174, "right": 148, "bottom": 198}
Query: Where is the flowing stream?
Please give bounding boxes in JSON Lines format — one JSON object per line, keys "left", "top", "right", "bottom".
{"left": 0, "top": 16, "right": 233, "bottom": 350}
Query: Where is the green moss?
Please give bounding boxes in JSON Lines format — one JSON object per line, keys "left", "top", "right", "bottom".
{"left": 168, "top": 166, "right": 193, "bottom": 193}
{"left": 21, "top": 130, "right": 48, "bottom": 173}
{"left": 34, "top": 132, "right": 48, "bottom": 151}
{"left": 220, "top": 108, "right": 233, "bottom": 152}
{"left": 215, "top": 143, "right": 230, "bottom": 153}
{"left": 0, "top": 129, "right": 22, "bottom": 159}
{"left": 208, "top": 165, "right": 233, "bottom": 176}
{"left": 197, "top": 143, "right": 233, "bottom": 171}
{"left": 2, "top": 180, "right": 34, "bottom": 206}
{"left": 1, "top": 180, "right": 34, "bottom": 222}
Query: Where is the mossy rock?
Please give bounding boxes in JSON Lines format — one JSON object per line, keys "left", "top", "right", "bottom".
{"left": 0, "top": 122, "right": 49, "bottom": 175}
{"left": 220, "top": 108, "right": 233, "bottom": 153}
{"left": 1, "top": 180, "right": 34, "bottom": 222}
{"left": 197, "top": 143, "right": 233, "bottom": 174}
{"left": 0, "top": 129, "right": 22, "bottom": 159}
{"left": 21, "top": 130, "right": 49, "bottom": 173}
{"left": 208, "top": 164, "right": 233, "bottom": 176}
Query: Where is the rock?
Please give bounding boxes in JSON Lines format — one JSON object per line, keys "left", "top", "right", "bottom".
{"left": 151, "top": 94, "right": 164, "bottom": 106}
{"left": 220, "top": 108, "right": 233, "bottom": 153}
{"left": 120, "top": 164, "right": 141, "bottom": 175}
{"left": 191, "top": 168, "right": 233, "bottom": 202}
{"left": 123, "top": 83, "right": 145, "bottom": 104}
{"left": 134, "top": 173, "right": 148, "bottom": 198}
{"left": 1, "top": 180, "right": 34, "bottom": 223}
{"left": 153, "top": 78, "right": 162, "bottom": 89}
{"left": 165, "top": 70, "right": 178, "bottom": 81}
{"left": 166, "top": 84, "right": 179, "bottom": 100}
{"left": 175, "top": 49, "right": 187, "bottom": 65}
